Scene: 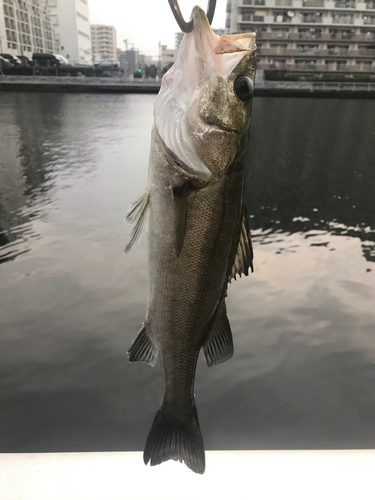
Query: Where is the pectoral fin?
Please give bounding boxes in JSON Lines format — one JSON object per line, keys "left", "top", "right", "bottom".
{"left": 173, "top": 182, "right": 189, "bottom": 257}
{"left": 203, "top": 300, "right": 233, "bottom": 367}
{"left": 124, "top": 190, "right": 150, "bottom": 253}
{"left": 128, "top": 322, "right": 157, "bottom": 366}
{"left": 229, "top": 204, "right": 254, "bottom": 281}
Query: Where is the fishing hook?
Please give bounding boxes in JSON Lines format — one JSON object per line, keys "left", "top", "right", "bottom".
{"left": 167, "top": 0, "right": 217, "bottom": 33}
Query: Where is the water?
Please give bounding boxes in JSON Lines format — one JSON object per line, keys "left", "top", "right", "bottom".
{"left": 0, "top": 92, "right": 374, "bottom": 453}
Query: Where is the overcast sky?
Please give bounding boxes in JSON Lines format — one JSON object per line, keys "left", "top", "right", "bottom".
{"left": 89, "top": 0, "right": 227, "bottom": 57}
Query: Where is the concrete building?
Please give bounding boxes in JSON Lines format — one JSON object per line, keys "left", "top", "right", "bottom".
{"left": 90, "top": 24, "right": 117, "bottom": 62}
{"left": 0, "top": 0, "right": 54, "bottom": 57}
{"left": 159, "top": 43, "right": 176, "bottom": 72}
{"left": 226, "top": 0, "right": 375, "bottom": 75}
{"left": 119, "top": 48, "right": 138, "bottom": 76}
{"left": 45, "top": 0, "right": 91, "bottom": 65}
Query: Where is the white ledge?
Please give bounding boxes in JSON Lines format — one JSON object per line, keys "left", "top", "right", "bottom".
{"left": 1, "top": 450, "right": 375, "bottom": 500}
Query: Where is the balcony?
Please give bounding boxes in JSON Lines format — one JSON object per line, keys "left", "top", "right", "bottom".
{"left": 302, "top": 13, "right": 323, "bottom": 23}
{"left": 297, "top": 44, "right": 320, "bottom": 54}
{"left": 329, "top": 29, "right": 354, "bottom": 39}
{"left": 295, "top": 61, "right": 317, "bottom": 70}
{"left": 332, "top": 14, "right": 354, "bottom": 23}
{"left": 302, "top": 0, "right": 324, "bottom": 6}
{"left": 270, "top": 45, "right": 288, "bottom": 54}
{"left": 363, "top": 15, "right": 375, "bottom": 24}
{"left": 298, "top": 29, "right": 322, "bottom": 39}
{"left": 359, "top": 47, "right": 375, "bottom": 55}
{"left": 334, "top": 0, "right": 355, "bottom": 7}
{"left": 272, "top": 29, "right": 290, "bottom": 38}
{"left": 327, "top": 44, "right": 349, "bottom": 54}
{"left": 273, "top": 13, "right": 293, "bottom": 22}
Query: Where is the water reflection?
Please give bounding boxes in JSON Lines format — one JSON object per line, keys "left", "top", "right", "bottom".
{"left": 0, "top": 93, "right": 374, "bottom": 453}
{"left": 245, "top": 98, "right": 375, "bottom": 264}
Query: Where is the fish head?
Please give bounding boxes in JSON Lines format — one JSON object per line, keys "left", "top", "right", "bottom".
{"left": 154, "top": 6, "right": 256, "bottom": 180}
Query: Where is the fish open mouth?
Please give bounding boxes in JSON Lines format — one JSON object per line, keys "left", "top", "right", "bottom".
{"left": 208, "top": 123, "right": 238, "bottom": 134}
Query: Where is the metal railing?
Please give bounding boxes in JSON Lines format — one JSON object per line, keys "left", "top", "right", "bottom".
{"left": 1, "top": 75, "right": 375, "bottom": 93}
{"left": 0, "top": 75, "right": 160, "bottom": 86}
{"left": 255, "top": 81, "right": 375, "bottom": 91}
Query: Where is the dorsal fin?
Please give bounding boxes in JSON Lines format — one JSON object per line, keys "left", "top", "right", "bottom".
{"left": 229, "top": 204, "right": 254, "bottom": 281}
{"left": 124, "top": 190, "right": 150, "bottom": 253}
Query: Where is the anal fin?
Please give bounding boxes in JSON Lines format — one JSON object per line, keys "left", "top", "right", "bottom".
{"left": 128, "top": 322, "right": 157, "bottom": 366}
{"left": 203, "top": 300, "right": 233, "bottom": 367}
{"left": 229, "top": 204, "right": 254, "bottom": 281}
{"left": 124, "top": 189, "right": 150, "bottom": 253}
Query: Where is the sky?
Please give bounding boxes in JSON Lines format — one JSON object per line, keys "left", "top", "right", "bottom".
{"left": 89, "top": 0, "right": 227, "bottom": 58}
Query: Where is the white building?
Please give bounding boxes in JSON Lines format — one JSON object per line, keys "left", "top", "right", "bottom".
{"left": 0, "top": 0, "right": 53, "bottom": 58}
{"left": 226, "top": 0, "right": 375, "bottom": 75}
{"left": 90, "top": 24, "right": 117, "bottom": 62}
{"left": 159, "top": 43, "right": 176, "bottom": 72}
{"left": 45, "top": 0, "right": 91, "bottom": 65}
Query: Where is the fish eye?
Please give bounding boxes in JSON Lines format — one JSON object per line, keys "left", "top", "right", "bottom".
{"left": 234, "top": 76, "right": 254, "bottom": 103}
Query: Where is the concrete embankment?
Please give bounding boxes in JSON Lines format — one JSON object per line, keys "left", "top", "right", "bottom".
{"left": 1, "top": 77, "right": 375, "bottom": 98}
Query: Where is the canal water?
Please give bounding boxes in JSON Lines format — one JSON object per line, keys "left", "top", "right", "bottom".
{"left": 0, "top": 92, "right": 374, "bottom": 453}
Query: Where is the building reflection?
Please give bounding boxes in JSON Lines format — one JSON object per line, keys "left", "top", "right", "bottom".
{"left": 0, "top": 93, "right": 64, "bottom": 264}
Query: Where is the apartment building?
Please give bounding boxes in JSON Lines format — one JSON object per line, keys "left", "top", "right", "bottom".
{"left": 226, "top": 0, "right": 375, "bottom": 74}
{"left": 91, "top": 24, "right": 117, "bottom": 62}
{"left": 0, "top": 0, "right": 53, "bottom": 57}
{"left": 159, "top": 43, "right": 176, "bottom": 71}
{"left": 46, "top": 0, "right": 91, "bottom": 65}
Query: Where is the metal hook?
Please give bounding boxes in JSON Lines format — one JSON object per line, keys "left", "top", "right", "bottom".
{"left": 167, "top": 0, "right": 217, "bottom": 33}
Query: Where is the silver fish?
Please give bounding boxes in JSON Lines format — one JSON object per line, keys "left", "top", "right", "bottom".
{"left": 125, "top": 6, "right": 256, "bottom": 474}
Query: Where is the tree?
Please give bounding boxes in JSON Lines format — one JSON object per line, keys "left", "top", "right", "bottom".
{"left": 145, "top": 64, "right": 158, "bottom": 78}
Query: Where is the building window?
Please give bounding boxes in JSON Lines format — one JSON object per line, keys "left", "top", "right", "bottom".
{"left": 273, "top": 12, "right": 293, "bottom": 22}
{"left": 295, "top": 59, "right": 317, "bottom": 69}
{"left": 327, "top": 44, "right": 349, "bottom": 55}
{"left": 366, "top": 0, "right": 375, "bottom": 8}
{"left": 364, "top": 15, "right": 375, "bottom": 24}
{"left": 272, "top": 27, "right": 290, "bottom": 38}
{"left": 302, "top": 0, "right": 324, "bottom": 6}
{"left": 297, "top": 44, "right": 319, "bottom": 54}
{"left": 329, "top": 28, "right": 353, "bottom": 39}
{"left": 334, "top": 0, "right": 355, "bottom": 7}
{"left": 298, "top": 28, "right": 322, "bottom": 39}
{"left": 254, "top": 11, "right": 265, "bottom": 21}
{"left": 332, "top": 13, "right": 354, "bottom": 23}
{"left": 361, "top": 29, "right": 375, "bottom": 40}
{"left": 275, "top": 0, "right": 292, "bottom": 5}
{"left": 358, "top": 60, "right": 372, "bottom": 70}
{"left": 269, "top": 58, "right": 287, "bottom": 69}
{"left": 302, "top": 12, "right": 323, "bottom": 23}
{"left": 270, "top": 43, "right": 287, "bottom": 54}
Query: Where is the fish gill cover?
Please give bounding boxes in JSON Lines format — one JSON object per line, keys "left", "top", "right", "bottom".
{"left": 154, "top": 6, "right": 256, "bottom": 181}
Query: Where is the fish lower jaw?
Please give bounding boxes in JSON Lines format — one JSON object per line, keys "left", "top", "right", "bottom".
{"left": 206, "top": 122, "right": 238, "bottom": 134}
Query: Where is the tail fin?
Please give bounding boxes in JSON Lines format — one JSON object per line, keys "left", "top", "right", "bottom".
{"left": 143, "top": 402, "right": 205, "bottom": 474}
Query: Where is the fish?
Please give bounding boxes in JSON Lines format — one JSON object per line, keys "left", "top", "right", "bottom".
{"left": 125, "top": 6, "right": 256, "bottom": 474}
